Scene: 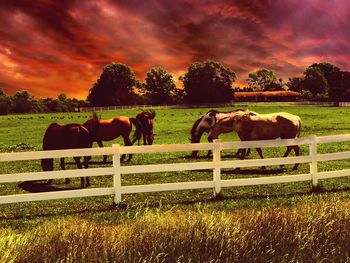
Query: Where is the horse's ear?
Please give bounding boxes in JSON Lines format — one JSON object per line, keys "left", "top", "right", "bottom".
{"left": 92, "top": 111, "right": 99, "bottom": 121}
{"left": 148, "top": 110, "right": 156, "bottom": 119}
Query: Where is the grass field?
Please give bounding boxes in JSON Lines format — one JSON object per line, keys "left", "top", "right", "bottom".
{"left": 2, "top": 103, "right": 350, "bottom": 261}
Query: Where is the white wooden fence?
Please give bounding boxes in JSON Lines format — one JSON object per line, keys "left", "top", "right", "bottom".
{"left": 1, "top": 134, "right": 350, "bottom": 205}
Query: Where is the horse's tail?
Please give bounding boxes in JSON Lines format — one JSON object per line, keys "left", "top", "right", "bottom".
{"left": 297, "top": 118, "right": 302, "bottom": 138}
{"left": 130, "top": 117, "right": 142, "bottom": 145}
{"left": 41, "top": 123, "right": 58, "bottom": 171}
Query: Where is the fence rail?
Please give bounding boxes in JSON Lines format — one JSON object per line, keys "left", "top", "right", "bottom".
{"left": 1, "top": 134, "right": 350, "bottom": 204}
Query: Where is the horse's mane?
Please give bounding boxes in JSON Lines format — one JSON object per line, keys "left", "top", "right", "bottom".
{"left": 190, "top": 115, "right": 205, "bottom": 140}
{"left": 141, "top": 110, "right": 156, "bottom": 119}
{"left": 205, "top": 108, "right": 247, "bottom": 117}
{"left": 82, "top": 112, "right": 100, "bottom": 141}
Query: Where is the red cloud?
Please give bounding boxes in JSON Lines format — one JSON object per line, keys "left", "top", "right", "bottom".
{"left": 0, "top": 0, "right": 349, "bottom": 98}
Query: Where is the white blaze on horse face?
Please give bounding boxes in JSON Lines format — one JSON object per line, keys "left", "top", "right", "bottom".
{"left": 197, "top": 114, "right": 215, "bottom": 132}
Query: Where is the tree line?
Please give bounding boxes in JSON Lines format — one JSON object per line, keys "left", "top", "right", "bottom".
{"left": 1, "top": 60, "right": 350, "bottom": 114}
{"left": 87, "top": 60, "right": 350, "bottom": 106}
{"left": 0, "top": 90, "right": 87, "bottom": 115}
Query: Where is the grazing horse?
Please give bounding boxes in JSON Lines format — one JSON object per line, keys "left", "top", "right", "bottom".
{"left": 208, "top": 110, "right": 302, "bottom": 170}
{"left": 41, "top": 113, "right": 99, "bottom": 188}
{"left": 132, "top": 110, "right": 156, "bottom": 145}
{"left": 83, "top": 114, "right": 142, "bottom": 162}
{"left": 190, "top": 109, "right": 252, "bottom": 158}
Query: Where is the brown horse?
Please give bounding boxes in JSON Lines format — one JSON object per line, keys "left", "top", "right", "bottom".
{"left": 83, "top": 114, "right": 142, "bottom": 162}
{"left": 208, "top": 110, "right": 301, "bottom": 170}
{"left": 41, "top": 113, "right": 99, "bottom": 188}
{"left": 133, "top": 110, "right": 156, "bottom": 145}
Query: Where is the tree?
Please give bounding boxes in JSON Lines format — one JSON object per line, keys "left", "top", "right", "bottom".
{"left": 181, "top": 60, "right": 236, "bottom": 104}
{"left": 287, "top": 77, "right": 303, "bottom": 92}
{"left": 11, "top": 91, "right": 38, "bottom": 113}
{"left": 301, "top": 66, "right": 328, "bottom": 100}
{"left": 300, "top": 62, "right": 348, "bottom": 101}
{"left": 247, "top": 68, "right": 282, "bottom": 91}
{"left": 87, "top": 62, "right": 137, "bottom": 106}
{"left": 338, "top": 71, "right": 350, "bottom": 101}
{"left": 0, "top": 89, "right": 11, "bottom": 115}
{"left": 144, "top": 66, "right": 177, "bottom": 105}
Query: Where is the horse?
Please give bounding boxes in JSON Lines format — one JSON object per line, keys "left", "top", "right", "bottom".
{"left": 190, "top": 109, "right": 252, "bottom": 158}
{"left": 208, "top": 110, "right": 302, "bottom": 170}
{"left": 41, "top": 113, "right": 99, "bottom": 188}
{"left": 83, "top": 114, "right": 143, "bottom": 162}
{"left": 132, "top": 110, "right": 156, "bottom": 145}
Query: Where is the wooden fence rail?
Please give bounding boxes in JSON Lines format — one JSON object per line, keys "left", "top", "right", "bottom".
{"left": 1, "top": 134, "right": 350, "bottom": 204}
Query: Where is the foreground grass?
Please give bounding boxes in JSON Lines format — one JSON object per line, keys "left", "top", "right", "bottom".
{"left": 1, "top": 199, "right": 350, "bottom": 262}
{"left": 2, "top": 104, "right": 350, "bottom": 260}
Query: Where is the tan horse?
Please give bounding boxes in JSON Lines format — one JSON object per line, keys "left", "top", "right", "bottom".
{"left": 208, "top": 111, "right": 301, "bottom": 170}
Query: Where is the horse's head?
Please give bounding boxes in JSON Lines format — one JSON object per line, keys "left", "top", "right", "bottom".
{"left": 136, "top": 110, "right": 156, "bottom": 145}
{"left": 190, "top": 111, "right": 217, "bottom": 143}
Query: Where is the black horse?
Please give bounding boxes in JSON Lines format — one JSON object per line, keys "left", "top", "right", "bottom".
{"left": 41, "top": 113, "right": 99, "bottom": 188}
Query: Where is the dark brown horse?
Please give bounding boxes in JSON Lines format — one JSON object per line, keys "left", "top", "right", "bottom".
{"left": 41, "top": 113, "right": 99, "bottom": 188}
{"left": 133, "top": 110, "right": 156, "bottom": 145}
{"left": 83, "top": 114, "right": 142, "bottom": 162}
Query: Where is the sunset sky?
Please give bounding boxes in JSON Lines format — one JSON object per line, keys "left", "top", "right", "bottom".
{"left": 0, "top": 0, "right": 349, "bottom": 99}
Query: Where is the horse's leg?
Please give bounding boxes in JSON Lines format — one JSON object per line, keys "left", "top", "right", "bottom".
{"left": 122, "top": 136, "right": 133, "bottom": 162}
{"left": 206, "top": 136, "right": 214, "bottom": 158}
{"left": 143, "top": 133, "right": 147, "bottom": 145}
{"left": 235, "top": 148, "right": 246, "bottom": 171}
{"left": 240, "top": 148, "right": 246, "bottom": 160}
{"left": 280, "top": 146, "right": 294, "bottom": 170}
{"left": 73, "top": 157, "right": 85, "bottom": 188}
{"left": 292, "top": 145, "right": 300, "bottom": 170}
{"left": 97, "top": 141, "right": 107, "bottom": 163}
{"left": 256, "top": 148, "right": 266, "bottom": 170}
{"left": 235, "top": 149, "right": 243, "bottom": 158}
{"left": 83, "top": 156, "right": 91, "bottom": 187}
{"left": 60, "top": 157, "right": 71, "bottom": 184}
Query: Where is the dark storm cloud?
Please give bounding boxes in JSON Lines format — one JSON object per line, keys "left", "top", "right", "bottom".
{"left": 0, "top": 0, "right": 349, "bottom": 98}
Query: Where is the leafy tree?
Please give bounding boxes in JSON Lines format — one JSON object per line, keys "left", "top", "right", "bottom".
{"left": 287, "top": 77, "right": 303, "bottom": 92}
{"left": 0, "top": 89, "right": 11, "bottom": 115}
{"left": 58, "top": 93, "right": 67, "bottom": 102}
{"left": 39, "top": 98, "right": 61, "bottom": 112}
{"left": 299, "top": 62, "right": 350, "bottom": 101}
{"left": 338, "top": 71, "right": 350, "bottom": 101}
{"left": 247, "top": 68, "right": 282, "bottom": 91}
{"left": 301, "top": 66, "right": 328, "bottom": 99}
{"left": 11, "top": 91, "right": 38, "bottom": 113}
{"left": 144, "top": 66, "right": 177, "bottom": 105}
{"left": 181, "top": 60, "right": 236, "bottom": 104}
{"left": 87, "top": 62, "right": 137, "bottom": 106}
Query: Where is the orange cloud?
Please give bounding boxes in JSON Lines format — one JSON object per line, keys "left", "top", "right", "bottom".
{"left": 0, "top": 0, "right": 349, "bottom": 99}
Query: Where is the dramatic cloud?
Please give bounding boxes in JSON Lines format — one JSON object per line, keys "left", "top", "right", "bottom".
{"left": 0, "top": 0, "right": 349, "bottom": 98}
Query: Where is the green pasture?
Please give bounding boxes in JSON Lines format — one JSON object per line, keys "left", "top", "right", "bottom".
{"left": 1, "top": 104, "right": 350, "bottom": 231}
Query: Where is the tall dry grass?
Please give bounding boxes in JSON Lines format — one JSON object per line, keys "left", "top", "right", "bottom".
{"left": 1, "top": 200, "right": 350, "bottom": 262}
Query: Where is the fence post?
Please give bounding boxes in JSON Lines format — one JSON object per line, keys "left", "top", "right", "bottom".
{"left": 112, "top": 144, "right": 122, "bottom": 204}
{"left": 309, "top": 135, "right": 318, "bottom": 188}
{"left": 213, "top": 139, "right": 222, "bottom": 196}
